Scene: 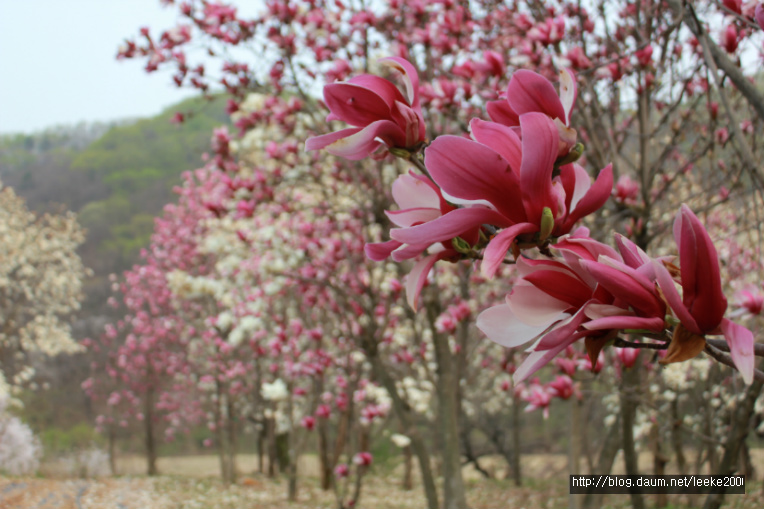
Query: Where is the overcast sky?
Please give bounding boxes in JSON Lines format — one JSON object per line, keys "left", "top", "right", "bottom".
{"left": 0, "top": 1, "right": 214, "bottom": 134}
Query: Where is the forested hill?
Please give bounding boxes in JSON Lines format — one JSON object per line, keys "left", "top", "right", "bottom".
{"left": 0, "top": 95, "right": 229, "bottom": 319}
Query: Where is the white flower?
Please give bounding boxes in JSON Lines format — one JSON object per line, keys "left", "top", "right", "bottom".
{"left": 391, "top": 434, "right": 411, "bottom": 448}
{"left": 262, "top": 379, "right": 288, "bottom": 401}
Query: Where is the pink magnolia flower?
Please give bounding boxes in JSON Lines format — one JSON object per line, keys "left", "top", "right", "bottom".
{"left": 732, "top": 286, "right": 764, "bottom": 316}
{"left": 390, "top": 113, "right": 612, "bottom": 278}
{"left": 353, "top": 452, "right": 373, "bottom": 466}
{"left": 478, "top": 231, "right": 666, "bottom": 382}
{"left": 486, "top": 68, "right": 578, "bottom": 155}
{"left": 522, "top": 382, "right": 553, "bottom": 419}
{"left": 334, "top": 463, "right": 350, "bottom": 478}
{"left": 305, "top": 57, "right": 425, "bottom": 160}
{"left": 616, "top": 346, "right": 640, "bottom": 368}
{"left": 757, "top": 4, "right": 764, "bottom": 32}
{"left": 548, "top": 374, "right": 580, "bottom": 400}
{"left": 655, "top": 205, "right": 755, "bottom": 384}
{"left": 365, "top": 171, "right": 478, "bottom": 309}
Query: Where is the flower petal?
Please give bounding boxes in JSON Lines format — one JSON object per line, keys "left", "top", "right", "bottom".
{"left": 486, "top": 99, "right": 519, "bottom": 126}
{"left": 365, "top": 239, "right": 401, "bottom": 261}
{"left": 477, "top": 302, "right": 557, "bottom": 349}
{"left": 721, "top": 318, "right": 755, "bottom": 385}
{"left": 481, "top": 222, "right": 538, "bottom": 278}
{"left": 406, "top": 251, "right": 450, "bottom": 310}
{"left": 519, "top": 113, "right": 559, "bottom": 225}
{"left": 425, "top": 135, "right": 526, "bottom": 221}
{"left": 508, "top": 69, "right": 566, "bottom": 121}
{"left": 323, "top": 82, "right": 394, "bottom": 126}
{"left": 654, "top": 260, "right": 701, "bottom": 334}
{"left": 469, "top": 118, "right": 523, "bottom": 176}
{"left": 390, "top": 207, "right": 509, "bottom": 246}
{"left": 323, "top": 120, "right": 405, "bottom": 160}
{"left": 675, "top": 205, "right": 727, "bottom": 332}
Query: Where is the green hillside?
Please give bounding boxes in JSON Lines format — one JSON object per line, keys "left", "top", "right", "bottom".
{"left": 0, "top": 95, "right": 229, "bottom": 313}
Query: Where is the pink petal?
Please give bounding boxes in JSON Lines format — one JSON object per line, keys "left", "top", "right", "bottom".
{"left": 559, "top": 164, "right": 613, "bottom": 232}
{"left": 524, "top": 269, "right": 593, "bottom": 308}
{"left": 391, "top": 207, "right": 510, "bottom": 246}
{"left": 365, "top": 240, "right": 401, "bottom": 261}
{"left": 323, "top": 82, "right": 394, "bottom": 127}
{"left": 721, "top": 318, "right": 755, "bottom": 385}
{"left": 559, "top": 69, "right": 577, "bottom": 125}
{"left": 347, "top": 74, "right": 406, "bottom": 107}
{"left": 379, "top": 57, "right": 420, "bottom": 108}
{"left": 306, "top": 127, "right": 362, "bottom": 152}
{"left": 581, "top": 259, "right": 663, "bottom": 317}
{"left": 477, "top": 303, "right": 555, "bottom": 349}
{"left": 392, "top": 172, "right": 443, "bottom": 210}
{"left": 425, "top": 136, "right": 526, "bottom": 221}
{"left": 324, "top": 120, "right": 405, "bottom": 160}
{"left": 391, "top": 242, "right": 430, "bottom": 262}
{"left": 654, "top": 260, "right": 701, "bottom": 334}
{"left": 675, "top": 205, "right": 727, "bottom": 332}
{"left": 614, "top": 233, "right": 651, "bottom": 269}
{"left": 514, "top": 336, "right": 577, "bottom": 384}
{"left": 535, "top": 307, "right": 588, "bottom": 350}
{"left": 508, "top": 69, "right": 566, "bottom": 121}
{"left": 519, "top": 113, "right": 559, "bottom": 225}
{"left": 406, "top": 251, "right": 449, "bottom": 310}
{"left": 386, "top": 207, "right": 442, "bottom": 228}
{"left": 583, "top": 315, "right": 665, "bottom": 332}
{"left": 469, "top": 118, "right": 523, "bottom": 176}
{"left": 507, "top": 282, "right": 570, "bottom": 327}
{"left": 481, "top": 222, "right": 538, "bottom": 278}
{"left": 486, "top": 99, "right": 519, "bottom": 126}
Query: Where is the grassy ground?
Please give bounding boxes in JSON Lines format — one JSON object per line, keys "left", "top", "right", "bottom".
{"left": 1, "top": 453, "right": 762, "bottom": 508}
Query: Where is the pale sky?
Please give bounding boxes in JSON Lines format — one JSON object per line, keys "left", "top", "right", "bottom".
{"left": 0, "top": 1, "right": 238, "bottom": 134}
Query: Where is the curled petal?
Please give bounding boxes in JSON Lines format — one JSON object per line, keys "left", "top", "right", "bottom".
{"left": 380, "top": 57, "right": 420, "bottom": 109}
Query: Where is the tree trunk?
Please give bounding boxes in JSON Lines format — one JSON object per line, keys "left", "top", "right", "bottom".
{"left": 402, "top": 443, "right": 413, "bottom": 490}
{"left": 569, "top": 399, "right": 582, "bottom": 509}
{"left": 510, "top": 388, "right": 523, "bottom": 486}
{"left": 143, "top": 390, "right": 158, "bottom": 476}
{"left": 703, "top": 378, "right": 764, "bottom": 509}
{"left": 650, "top": 422, "right": 669, "bottom": 508}
{"left": 318, "top": 414, "right": 332, "bottom": 490}
{"left": 364, "top": 337, "right": 439, "bottom": 509}
{"left": 431, "top": 329, "right": 468, "bottom": 509}
{"left": 226, "top": 397, "right": 238, "bottom": 484}
{"left": 621, "top": 364, "right": 644, "bottom": 509}
{"left": 582, "top": 416, "right": 620, "bottom": 509}
{"left": 108, "top": 424, "right": 117, "bottom": 476}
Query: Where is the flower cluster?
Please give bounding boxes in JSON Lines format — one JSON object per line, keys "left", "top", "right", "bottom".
{"left": 308, "top": 57, "right": 756, "bottom": 385}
